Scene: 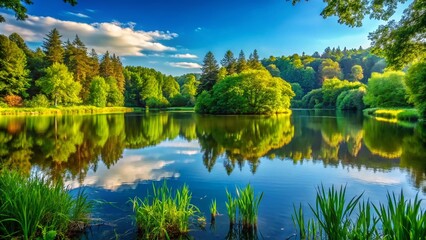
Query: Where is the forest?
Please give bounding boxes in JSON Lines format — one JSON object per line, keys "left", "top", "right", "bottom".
{"left": 1, "top": 28, "right": 425, "bottom": 118}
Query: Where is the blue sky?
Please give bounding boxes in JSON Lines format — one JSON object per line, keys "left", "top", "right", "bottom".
{"left": 0, "top": 0, "right": 404, "bottom": 75}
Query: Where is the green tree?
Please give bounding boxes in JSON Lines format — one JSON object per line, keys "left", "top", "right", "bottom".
{"left": 236, "top": 50, "right": 248, "bottom": 73}
{"left": 363, "top": 71, "right": 409, "bottom": 108}
{"left": 105, "top": 77, "right": 124, "bottom": 106}
{"left": 350, "top": 65, "right": 364, "bottom": 82}
{"left": 196, "top": 69, "right": 294, "bottom": 114}
{"left": 319, "top": 59, "right": 342, "bottom": 81}
{"left": 65, "top": 35, "right": 92, "bottom": 101}
{"left": 111, "top": 54, "right": 125, "bottom": 93}
{"left": 221, "top": 50, "right": 237, "bottom": 75}
{"left": 198, "top": 51, "right": 219, "bottom": 94}
{"left": 0, "top": 0, "right": 77, "bottom": 22}
{"left": 248, "top": 49, "right": 263, "bottom": 70}
{"left": 0, "top": 35, "right": 29, "bottom": 97}
{"left": 9, "top": 32, "right": 33, "bottom": 57}
{"left": 42, "top": 28, "right": 64, "bottom": 65}
{"left": 405, "top": 62, "right": 426, "bottom": 119}
{"left": 36, "top": 63, "right": 81, "bottom": 106}
{"left": 99, "top": 51, "right": 114, "bottom": 79}
{"left": 88, "top": 76, "right": 108, "bottom": 107}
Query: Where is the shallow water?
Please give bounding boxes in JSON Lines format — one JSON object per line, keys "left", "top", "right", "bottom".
{"left": 1, "top": 110, "right": 425, "bottom": 239}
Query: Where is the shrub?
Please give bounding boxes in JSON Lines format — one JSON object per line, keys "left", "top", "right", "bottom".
{"left": 4, "top": 95, "right": 23, "bottom": 107}
{"left": 24, "top": 94, "right": 50, "bottom": 108}
{"left": 364, "top": 71, "right": 410, "bottom": 108}
{"left": 337, "top": 87, "right": 366, "bottom": 110}
{"left": 145, "top": 97, "right": 169, "bottom": 108}
{"left": 301, "top": 89, "right": 323, "bottom": 108}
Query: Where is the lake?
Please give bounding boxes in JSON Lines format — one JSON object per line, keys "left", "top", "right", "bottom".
{"left": 0, "top": 110, "right": 425, "bottom": 239}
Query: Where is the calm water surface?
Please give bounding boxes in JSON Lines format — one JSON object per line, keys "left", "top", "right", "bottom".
{"left": 1, "top": 110, "right": 425, "bottom": 239}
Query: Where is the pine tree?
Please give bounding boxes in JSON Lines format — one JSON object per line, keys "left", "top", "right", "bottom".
{"left": 66, "top": 35, "right": 91, "bottom": 101}
{"left": 112, "top": 54, "right": 125, "bottom": 93}
{"left": 236, "top": 50, "right": 248, "bottom": 73}
{"left": 42, "top": 28, "right": 64, "bottom": 65}
{"left": 88, "top": 49, "right": 100, "bottom": 79}
{"left": 100, "top": 51, "right": 114, "bottom": 78}
{"left": 198, "top": 51, "right": 219, "bottom": 94}
{"left": 220, "top": 50, "right": 236, "bottom": 75}
{"left": 248, "top": 49, "right": 262, "bottom": 69}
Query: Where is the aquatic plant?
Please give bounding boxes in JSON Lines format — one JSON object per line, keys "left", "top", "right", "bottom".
{"left": 374, "top": 191, "right": 426, "bottom": 239}
{"left": 210, "top": 198, "right": 218, "bottom": 220}
{"left": 131, "top": 181, "right": 199, "bottom": 239}
{"left": 225, "top": 189, "right": 238, "bottom": 226}
{"left": 236, "top": 184, "right": 263, "bottom": 229}
{"left": 292, "top": 185, "right": 425, "bottom": 240}
{"left": 0, "top": 171, "right": 92, "bottom": 240}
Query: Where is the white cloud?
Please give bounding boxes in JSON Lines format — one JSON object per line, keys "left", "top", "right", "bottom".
{"left": 66, "top": 12, "right": 89, "bottom": 18}
{"left": 86, "top": 9, "right": 96, "bottom": 13}
{"left": 0, "top": 13, "right": 178, "bottom": 56}
{"left": 195, "top": 27, "right": 202, "bottom": 32}
{"left": 171, "top": 53, "right": 198, "bottom": 59}
{"left": 169, "top": 62, "right": 202, "bottom": 69}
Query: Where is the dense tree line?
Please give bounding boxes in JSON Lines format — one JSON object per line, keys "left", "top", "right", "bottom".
{"left": 0, "top": 30, "right": 194, "bottom": 109}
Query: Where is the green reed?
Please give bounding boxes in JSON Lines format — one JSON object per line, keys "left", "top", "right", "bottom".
{"left": 374, "top": 191, "right": 426, "bottom": 239}
{"left": 131, "top": 181, "right": 199, "bottom": 239}
{"left": 225, "top": 189, "right": 238, "bottom": 226}
{"left": 292, "top": 185, "right": 425, "bottom": 240}
{"left": 210, "top": 199, "right": 218, "bottom": 220}
{"left": 0, "top": 171, "right": 92, "bottom": 240}
{"left": 236, "top": 184, "right": 264, "bottom": 229}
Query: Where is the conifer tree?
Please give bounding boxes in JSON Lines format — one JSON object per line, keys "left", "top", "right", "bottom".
{"left": 236, "top": 50, "right": 248, "bottom": 73}
{"left": 42, "top": 28, "right": 64, "bottom": 65}
{"left": 220, "top": 50, "right": 237, "bottom": 75}
{"left": 198, "top": 51, "right": 219, "bottom": 94}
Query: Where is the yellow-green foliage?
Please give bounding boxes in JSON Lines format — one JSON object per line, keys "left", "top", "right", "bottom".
{"left": 364, "top": 108, "right": 419, "bottom": 123}
{"left": 195, "top": 70, "right": 294, "bottom": 114}
{"left": 322, "top": 78, "right": 364, "bottom": 107}
{"left": 364, "top": 71, "right": 409, "bottom": 108}
{"left": 0, "top": 106, "right": 133, "bottom": 116}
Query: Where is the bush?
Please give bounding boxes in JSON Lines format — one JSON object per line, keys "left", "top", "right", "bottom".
{"left": 364, "top": 71, "right": 410, "bottom": 108}
{"left": 170, "top": 94, "right": 190, "bottom": 107}
{"left": 4, "top": 95, "right": 23, "bottom": 107}
{"left": 405, "top": 62, "right": 426, "bottom": 119}
{"left": 337, "top": 87, "right": 366, "bottom": 110}
{"left": 195, "top": 91, "right": 213, "bottom": 113}
{"left": 24, "top": 94, "right": 50, "bottom": 108}
{"left": 301, "top": 89, "right": 323, "bottom": 108}
{"left": 145, "top": 97, "right": 169, "bottom": 108}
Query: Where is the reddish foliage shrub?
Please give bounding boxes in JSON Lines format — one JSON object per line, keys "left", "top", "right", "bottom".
{"left": 4, "top": 95, "right": 23, "bottom": 107}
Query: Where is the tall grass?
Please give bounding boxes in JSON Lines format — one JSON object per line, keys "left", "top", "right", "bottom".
{"left": 375, "top": 191, "right": 426, "bottom": 239}
{"left": 130, "top": 181, "right": 199, "bottom": 239}
{"left": 236, "top": 184, "right": 264, "bottom": 230}
{"left": 225, "top": 189, "right": 238, "bottom": 226}
{"left": 0, "top": 171, "right": 92, "bottom": 240}
{"left": 292, "top": 185, "right": 425, "bottom": 240}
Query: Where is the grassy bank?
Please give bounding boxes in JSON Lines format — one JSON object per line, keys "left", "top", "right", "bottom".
{"left": 0, "top": 106, "right": 134, "bottom": 116}
{"left": 0, "top": 171, "right": 92, "bottom": 239}
{"left": 363, "top": 108, "right": 419, "bottom": 123}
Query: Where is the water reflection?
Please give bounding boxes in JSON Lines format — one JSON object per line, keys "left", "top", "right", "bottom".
{"left": 0, "top": 111, "right": 426, "bottom": 192}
